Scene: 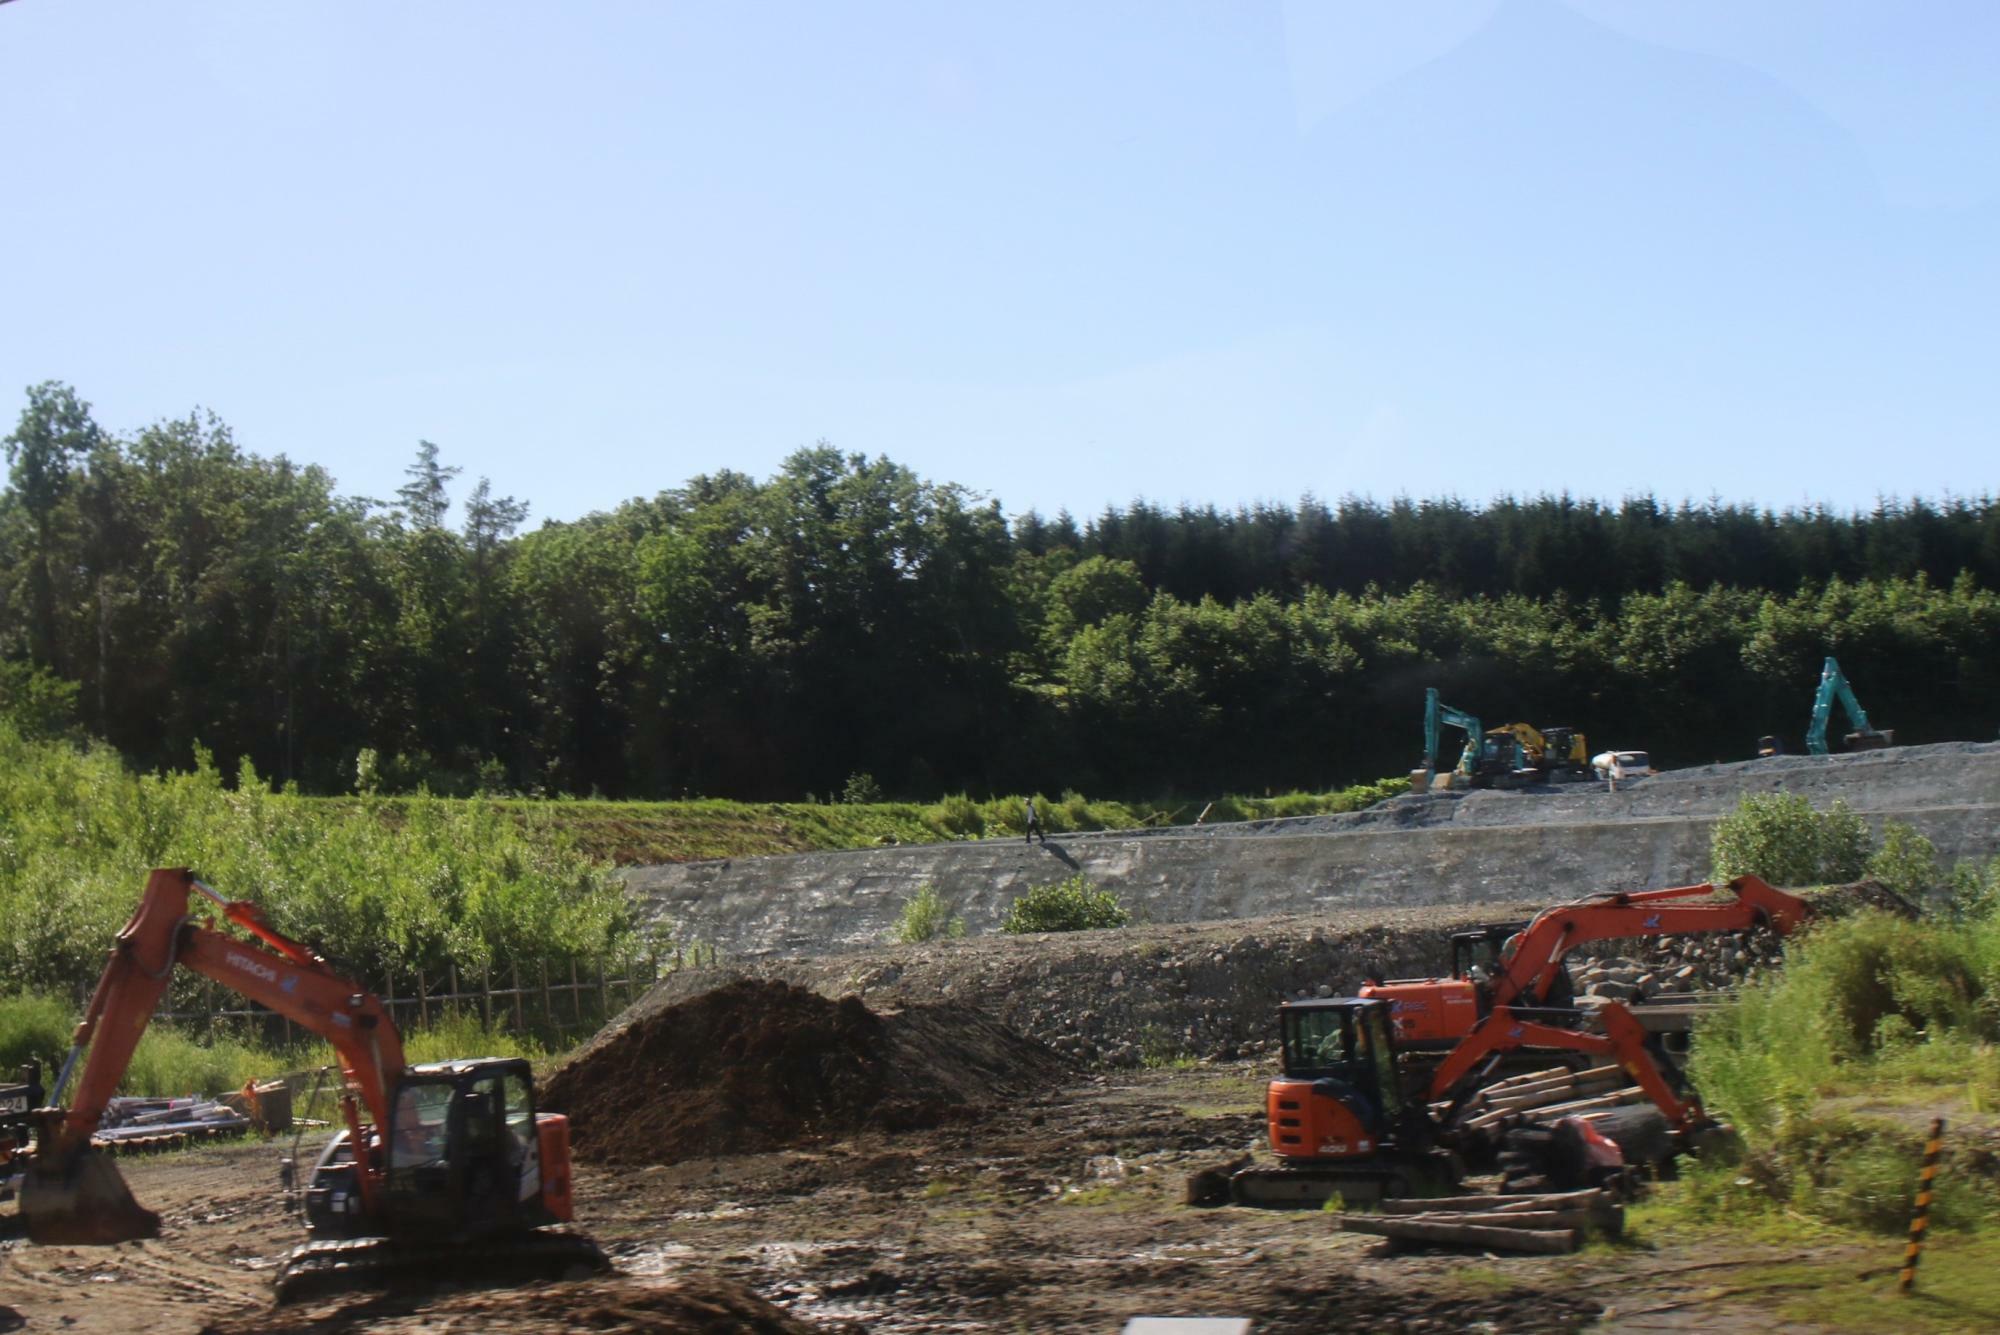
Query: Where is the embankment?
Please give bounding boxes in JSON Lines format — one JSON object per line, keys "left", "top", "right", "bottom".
{"left": 619, "top": 742, "right": 2000, "bottom": 958}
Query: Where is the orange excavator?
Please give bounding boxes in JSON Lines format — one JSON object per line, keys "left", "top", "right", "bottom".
{"left": 1359, "top": 875, "right": 1810, "bottom": 1049}
{"left": 1230, "top": 992, "right": 1707, "bottom": 1206}
{"left": 1228, "top": 877, "right": 1811, "bottom": 1207}
{"left": 18, "top": 869, "right": 604, "bottom": 1297}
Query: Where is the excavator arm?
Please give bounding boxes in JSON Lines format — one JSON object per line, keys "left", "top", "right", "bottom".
{"left": 25, "top": 868, "right": 406, "bottom": 1245}
{"left": 1427, "top": 1002, "right": 1701, "bottom": 1128}
{"left": 1806, "top": 656, "right": 1884, "bottom": 755}
{"left": 1487, "top": 875, "right": 1809, "bottom": 1012}
{"left": 1424, "top": 687, "right": 1484, "bottom": 776}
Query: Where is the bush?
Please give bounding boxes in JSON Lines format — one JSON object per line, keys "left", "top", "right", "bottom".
{"left": 1691, "top": 908, "right": 2000, "bottom": 1139}
{"left": 0, "top": 724, "right": 634, "bottom": 1008}
{"left": 928, "top": 793, "right": 985, "bottom": 838}
{"left": 0, "top": 989, "right": 73, "bottom": 1078}
{"left": 1947, "top": 857, "right": 2000, "bottom": 922}
{"left": 1711, "top": 794, "right": 1872, "bottom": 886}
{"left": 889, "top": 883, "right": 966, "bottom": 943}
{"left": 1866, "top": 819, "right": 1941, "bottom": 901}
{"left": 841, "top": 771, "right": 885, "bottom": 804}
{"left": 1000, "top": 875, "right": 1129, "bottom": 934}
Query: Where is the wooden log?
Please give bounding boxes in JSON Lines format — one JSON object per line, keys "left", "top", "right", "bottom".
{"left": 1466, "top": 1086, "right": 1643, "bottom": 1131}
{"left": 1398, "top": 1209, "right": 1597, "bottom": 1230}
{"left": 1470, "top": 1064, "right": 1622, "bottom": 1102}
{"left": 1516, "top": 1087, "right": 1643, "bottom": 1121}
{"left": 1479, "top": 1078, "right": 1626, "bottom": 1115}
{"left": 1380, "top": 1189, "right": 1605, "bottom": 1215}
{"left": 1335, "top": 1215, "right": 1578, "bottom": 1254}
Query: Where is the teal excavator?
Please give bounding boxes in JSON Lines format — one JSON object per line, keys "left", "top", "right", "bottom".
{"left": 1804, "top": 656, "right": 1892, "bottom": 755}
{"left": 1417, "top": 688, "right": 1519, "bottom": 789}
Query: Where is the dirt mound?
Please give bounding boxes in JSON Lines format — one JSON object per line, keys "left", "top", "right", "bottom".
{"left": 201, "top": 1276, "right": 818, "bottom": 1335}
{"left": 541, "top": 979, "right": 1066, "bottom": 1163}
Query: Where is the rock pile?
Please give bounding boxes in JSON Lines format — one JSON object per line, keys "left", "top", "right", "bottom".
{"left": 1569, "top": 929, "right": 1788, "bottom": 999}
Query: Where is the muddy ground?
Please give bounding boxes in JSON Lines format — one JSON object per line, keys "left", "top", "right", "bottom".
{"left": 1, "top": 1062, "right": 1868, "bottom": 1334}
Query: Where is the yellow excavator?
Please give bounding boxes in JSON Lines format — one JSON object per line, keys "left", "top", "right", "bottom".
{"left": 1486, "top": 722, "right": 1591, "bottom": 779}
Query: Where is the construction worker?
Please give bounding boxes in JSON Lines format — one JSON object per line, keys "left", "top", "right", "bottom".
{"left": 1024, "top": 795, "right": 1047, "bottom": 845}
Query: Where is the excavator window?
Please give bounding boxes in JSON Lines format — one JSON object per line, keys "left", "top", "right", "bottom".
{"left": 502, "top": 1072, "right": 534, "bottom": 1145}
{"left": 1284, "top": 1008, "right": 1356, "bottom": 1072}
{"left": 1362, "top": 1009, "right": 1401, "bottom": 1119}
{"left": 388, "top": 1081, "right": 453, "bottom": 1177}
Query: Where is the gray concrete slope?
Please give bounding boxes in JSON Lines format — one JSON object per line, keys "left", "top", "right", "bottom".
{"left": 620, "top": 741, "right": 2000, "bottom": 958}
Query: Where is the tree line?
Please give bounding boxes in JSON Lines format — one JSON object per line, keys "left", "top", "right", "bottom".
{"left": 3, "top": 381, "right": 1997, "bottom": 800}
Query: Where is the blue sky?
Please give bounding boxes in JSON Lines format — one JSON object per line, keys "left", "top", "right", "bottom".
{"left": 2, "top": 1, "right": 1994, "bottom": 525}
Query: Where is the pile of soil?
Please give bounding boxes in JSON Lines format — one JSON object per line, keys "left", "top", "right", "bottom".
{"left": 201, "top": 1276, "right": 818, "bottom": 1335}
{"left": 541, "top": 979, "right": 1066, "bottom": 1163}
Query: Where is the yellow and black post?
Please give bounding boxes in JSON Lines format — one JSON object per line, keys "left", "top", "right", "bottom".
{"left": 1899, "top": 1116, "right": 1946, "bottom": 1293}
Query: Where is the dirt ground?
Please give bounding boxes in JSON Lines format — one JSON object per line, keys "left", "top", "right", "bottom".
{"left": 0, "top": 1064, "right": 1873, "bottom": 1334}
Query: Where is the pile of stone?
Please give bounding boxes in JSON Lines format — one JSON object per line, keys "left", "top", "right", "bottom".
{"left": 1571, "top": 928, "right": 1787, "bottom": 1001}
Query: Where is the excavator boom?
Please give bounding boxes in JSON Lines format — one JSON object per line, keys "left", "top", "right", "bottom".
{"left": 1806, "top": 656, "right": 1890, "bottom": 755}
{"left": 1488, "top": 875, "right": 1808, "bottom": 1011}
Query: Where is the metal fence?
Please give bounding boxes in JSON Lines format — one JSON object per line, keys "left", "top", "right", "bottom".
{"left": 150, "top": 942, "right": 723, "bottom": 1047}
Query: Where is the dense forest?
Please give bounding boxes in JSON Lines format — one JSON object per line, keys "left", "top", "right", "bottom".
{"left": 3, "top": 381, "right": 1997, "bottom": 799}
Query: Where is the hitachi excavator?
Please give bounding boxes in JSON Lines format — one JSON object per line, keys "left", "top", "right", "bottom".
{"left": 16, "top": 869, "right": 605, "bottom": 1298}
{"left": 1230, "top": 991, "right": 1711, "bottom": 1207}
{"left": 1359, "top": 875, "right": 1810, "bottom": 1048}
{"left": 1227, "top": 876, "right": 1811, "bottom": 1207}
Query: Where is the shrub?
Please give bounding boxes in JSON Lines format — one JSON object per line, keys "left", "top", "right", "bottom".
{"left": 1866, "top": 820, "right": 1941, "bottom": 900}
{"left": 1711, "top": 794, "right": 1872, "bottom": 886}
{"left": 0, "top": 990, "right": 73, "bottom": 1078}
{"left": 928, "top": 793, "right": 985, "bottom": 838}
{"left": 1000, "top": 875, "right": 1129, "bottom": 934}
{"left": 0, "top": 723, "right": 634, "bottom": 1007}
{"left": 1691, "top": 907, "right": 2000, "bottom": 1139}
{"left": 841, "top": 771, "right": 885, "bottom": 804}
{"left": 890, "top": 883, "right": 966, "bottom": 944}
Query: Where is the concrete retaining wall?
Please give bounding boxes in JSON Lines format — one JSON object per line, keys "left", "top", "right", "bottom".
{"left": 619, "top": 742, "right": 2000, "bottom": 959}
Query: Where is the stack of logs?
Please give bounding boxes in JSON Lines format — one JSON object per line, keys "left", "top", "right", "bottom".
{"left": 1442, "top": 1063, "right": 1637, "bottom": 1135}
{"left": 89, "top": 1094, "right": 251, "bottom": 1153}
{"left": 1335, "top": 1186, "right": 1623, "bottom": 1254}
{"left": 1443, "top": 1063, "right": 1659, "bottom": 1193}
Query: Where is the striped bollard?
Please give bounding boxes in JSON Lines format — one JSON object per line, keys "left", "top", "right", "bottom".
{"left": 1898, "top": 1116, "right": 1946, "bottom": 1293}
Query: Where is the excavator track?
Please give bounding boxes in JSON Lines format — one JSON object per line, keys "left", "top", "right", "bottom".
{"left": 273, "top": 1226, "right": 610, "bottom": 1304}
{"left": 1229, "top": 1151, "right": 1459, "bottom": 1209}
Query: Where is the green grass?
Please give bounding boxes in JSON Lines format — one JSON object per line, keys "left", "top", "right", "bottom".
{"left": 0, "top": 724, "right": 633, "bottom": 1006}
{"left": 1, "top": 988, "right": 551, "bottom": 1099}
{"left": 1623, "top": 1185, "right": 2000, "bottom": 1335}
{"left": 317, "top": 777, "right": 1413, "bottom": 867}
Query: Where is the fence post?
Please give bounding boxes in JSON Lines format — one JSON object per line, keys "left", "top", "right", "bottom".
{"left": 1900, "top": 1117, "right": 1947, "bottom": 1292}
{"left": 595, "top": 956, "right": 608, "bottom": 1016}
{"left": 569, "top": 959, "right": 582, "bottom": 1023}
{"left": 449, "top": 962, "right": 459, "bottom": 1020}
{"left": 480, "top": 964, "right": 493, "bottom": 1029}
{"left": 540, "top": 958, "right": 553, "bottom": 1032}
{"left": 418, "top": 970, "right": 429, "bottom": 1029}
{"left": 511, "top": 960, "right": 525, "bottom": 1031}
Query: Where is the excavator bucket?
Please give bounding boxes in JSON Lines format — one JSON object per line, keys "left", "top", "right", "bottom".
{"left": 20, "top": 1146, "right": 161, "bottom": 1245}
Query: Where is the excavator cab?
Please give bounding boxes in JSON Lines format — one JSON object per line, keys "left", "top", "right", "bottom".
{"left": 1231, "top": 997, "right": 1459, "bottom": 1206}
{"left": 1269, "top": 999, "right": 1403, "bottom": 1156}
{"left": 305, "top": 1057, "right": 564, "bottom": 1241}
{"left": 1449, "top": 923, "right": 1528, "bottom": 981}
